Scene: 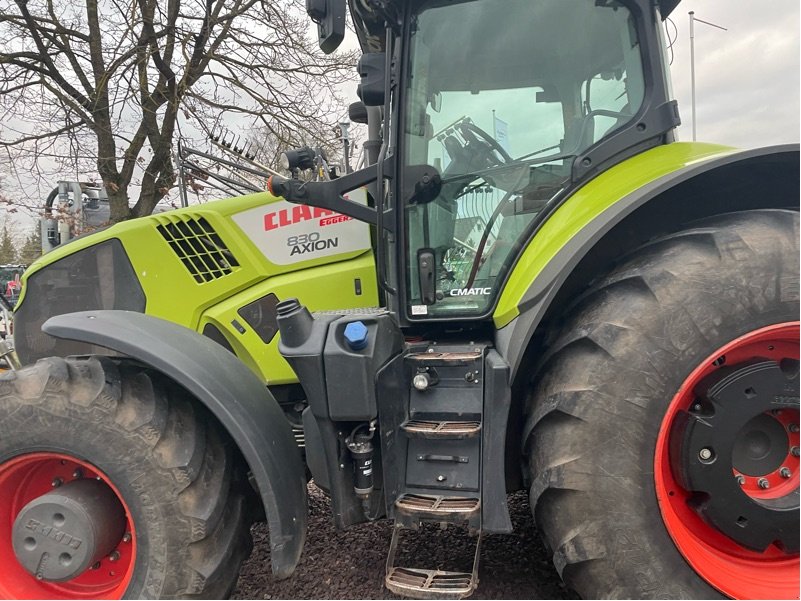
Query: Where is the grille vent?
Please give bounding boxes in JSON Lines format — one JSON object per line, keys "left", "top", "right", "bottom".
{"left": 156, "top": 216, "right": 239, "bottom": 283}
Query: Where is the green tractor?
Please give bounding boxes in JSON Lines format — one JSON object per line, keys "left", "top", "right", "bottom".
{"left": 1, "top": 0, "right": 798, "bottom": 599}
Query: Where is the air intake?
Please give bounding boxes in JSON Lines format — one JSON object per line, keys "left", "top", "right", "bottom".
{"left": 156, "top": 216, "right": 239, "bottom": 283}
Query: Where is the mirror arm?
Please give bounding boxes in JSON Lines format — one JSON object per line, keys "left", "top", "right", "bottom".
{"left": 267, "top": 160, "right": 396, "bottom": 232}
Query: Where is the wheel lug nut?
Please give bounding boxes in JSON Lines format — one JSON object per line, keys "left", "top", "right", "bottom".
{"left": 735, "top": 474, "right": 745, "bottom": 485}
{"left": 698, "top": 448, "right": 713, "bottom": 461}
{"left": 122, "top": 532, "right": 132, "bottom": 543}
{"left": 792, "top": 446, "right": 800, "bottom": 458}
{"left": 780, "top": 467, "right": 792, "bottom": 479}
{"left": 757, "top": 478, "right": 770, "bottom": 489}
{"left": 109, "top": 550, "right": 120, "bottom": 562}
{"left": 692, "top": 403, "right": 702, "bottom": 412}
{"left": 789, "top": 424, "right": 799, "bottom": 434}
{"left": 51, "top": 477, "right": 63, "bottom": 488}
{"left": 72, "top": 468, "right": 83, "bottom": 479}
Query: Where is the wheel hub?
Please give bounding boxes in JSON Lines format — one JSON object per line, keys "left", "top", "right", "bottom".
{"left": 732, "top": 413, "right": 788, "bottom": 476}
{"left": 670, "top": 359, "right": 799, "bottom": 553}
{"left": 12, "top": 478, "right": 127, "bottom": 581}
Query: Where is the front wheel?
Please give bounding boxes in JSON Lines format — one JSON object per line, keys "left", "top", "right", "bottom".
{"left": 525, "top": 209, "right": 799, "bottom": 598}
{"left": 0, "top": 356, "right": 253, "bottom": 599}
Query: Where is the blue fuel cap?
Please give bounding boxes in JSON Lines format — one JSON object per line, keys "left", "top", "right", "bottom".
{"left": 344, "top": 321, "right": 369, "bottom": 351}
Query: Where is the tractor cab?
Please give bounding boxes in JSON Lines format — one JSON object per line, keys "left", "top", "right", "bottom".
{"left": 273, "top": 0, "right": 679, "bottom": 324}
{"left": 398, "top": 0, "right": 654, "bottom": 319}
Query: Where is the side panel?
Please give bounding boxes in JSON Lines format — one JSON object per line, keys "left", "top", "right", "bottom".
{"left": 41, "top": 310, "right": 307, "bottom": 579}
{"left": 115, "top": 191, "right": 375, "bottom": 330}
{"left": 494, "top": 143, "right": 800, "bottom": 380}
{"left": 19, "top": 190, "right": 373, "bottom": 327}
{"left": 16, "top": 190, "right": 378, "bottom": 383}
{"left": 200, "top": 252, "right": 379, "bottom": 384}
{"left": 230, "top": 188, "right": 372, "bottom": 266}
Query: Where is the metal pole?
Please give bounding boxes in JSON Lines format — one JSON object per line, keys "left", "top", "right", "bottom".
{"left": 339, "top": 122, "right": 351, "bottom": 174}
{"left": 689, "top": 11, "right": 696, "bottom": 141}
{"left": 688, "top": 11, "right": 727, "bottom": 142}
{"left": 690, "top": 11, "right": 695, "bottom": 142}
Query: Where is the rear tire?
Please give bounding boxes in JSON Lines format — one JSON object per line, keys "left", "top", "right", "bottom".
{"left": 0, "top": 356, "right": 253, "bottom": 599}
{"left": 524, "top": 209, "right": 799, "bottom": 598}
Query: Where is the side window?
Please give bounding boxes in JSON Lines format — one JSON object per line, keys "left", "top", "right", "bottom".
{"left": 416, "top": 88, "right": 565, "bottom": 174}
{"left": 585, "top": 15, "right": 645, "bottom": 145}
{"left": 588, "top": 74, "right": 634, "bottom": 143}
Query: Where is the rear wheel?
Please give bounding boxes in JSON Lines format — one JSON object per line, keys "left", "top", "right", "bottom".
{"left": 525, "top": 209, "right": 799, "bottom": 598}
{"left": 0, "top": 356, "right": 253, "bottom": 599}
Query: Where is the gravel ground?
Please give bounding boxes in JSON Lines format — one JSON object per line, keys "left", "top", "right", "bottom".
{"left": 233, "top": 484, "right": 575, "bottom": 599}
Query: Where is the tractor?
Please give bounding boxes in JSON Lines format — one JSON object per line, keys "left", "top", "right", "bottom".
{"left": 0, "top": 0, "right": 798, "bottom": 599}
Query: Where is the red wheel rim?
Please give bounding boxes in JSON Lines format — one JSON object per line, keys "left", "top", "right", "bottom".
{"left": 0, "top": 453, "right": 136, "bottom": 599}
{"left": 655, "top": 322, "right": 799, "bottom": 600}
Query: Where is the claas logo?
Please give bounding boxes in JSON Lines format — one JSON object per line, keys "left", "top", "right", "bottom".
{"left": 264, "top": 206, "right": 349, "bottom": 231}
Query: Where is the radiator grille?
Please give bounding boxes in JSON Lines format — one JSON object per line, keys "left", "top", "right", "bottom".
{"left": 156, "top": 216, "right": 239, "bottom": 283}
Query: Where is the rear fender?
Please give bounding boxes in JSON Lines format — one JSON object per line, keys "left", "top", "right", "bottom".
{"left": 42, "top": 310, "right": 306, "bottom": 579}
{"left": 496, "top": 144, "right": 800, "bottom": 384}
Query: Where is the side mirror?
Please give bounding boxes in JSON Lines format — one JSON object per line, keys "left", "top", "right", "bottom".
{"left": 306, "top": 0, "right": 345, "bottom": 54}
{"left": 404, "top": 164, "right": 442, "bottom": 205}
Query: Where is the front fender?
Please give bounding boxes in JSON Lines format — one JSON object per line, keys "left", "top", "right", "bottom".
{"left": 42, "top": 310, "right": 306, "bottom": 579}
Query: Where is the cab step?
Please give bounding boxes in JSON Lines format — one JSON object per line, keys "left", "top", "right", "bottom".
{"left": 395, "top": 494, "right": 480, "bottom": 522}
{"left": 386, "top": 567, "right": 475, "bottom": 599}
{"left": 401, "top": 419, "right": 482, "bottom": 439}
{"left": 385, "top": 525, "right": 482, "bottom": 600}
{"left": 406, "top": 349, "right": 483, "bottom": 366}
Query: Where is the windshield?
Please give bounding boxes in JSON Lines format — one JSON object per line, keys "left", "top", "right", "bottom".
{"left": 403, "top": 0, "right": 645, "bottom": 318}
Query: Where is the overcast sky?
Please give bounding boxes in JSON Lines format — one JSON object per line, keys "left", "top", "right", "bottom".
{"left": 3, "top": 0, "right": 798, "bottom": 232}
{"left": 342, "top": 0, "right": 800, "bottom": 150}
{"left": 664, "top": 0, "right": 799, "bottom": 148}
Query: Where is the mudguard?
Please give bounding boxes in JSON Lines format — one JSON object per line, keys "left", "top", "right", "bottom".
{"left": 495, "top": 143, "right": 800, "bottom": 381}
{"left": 42, "top": 310, "right": 306, "bottom": 579}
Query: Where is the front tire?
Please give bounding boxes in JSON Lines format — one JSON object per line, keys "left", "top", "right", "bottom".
{"left": 0, "top": 356, "right": 253, "bottom": 599}
{"left": 525, "top": 210, "right": 799, "bottom": 598}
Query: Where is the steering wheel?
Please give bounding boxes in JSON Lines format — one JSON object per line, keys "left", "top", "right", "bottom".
{"left": 456, "top": 120, "right": 514, "bottom": 169}
{"left": 567, "top": 108, "right": 633, "bottom": 152}
{"left": 589, "top": 108, "right": 629, "bottom": 118}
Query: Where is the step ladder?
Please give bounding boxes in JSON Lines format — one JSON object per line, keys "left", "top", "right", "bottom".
{"left": 383, "top": 344, "right": 487, "bottom": 599}
{"left": 386, "top": 518, "right": 482, "bottom": 600}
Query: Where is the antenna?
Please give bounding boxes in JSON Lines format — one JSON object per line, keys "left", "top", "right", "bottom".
{"left": 689, "top": 11, "right": 727, "bottom": 141}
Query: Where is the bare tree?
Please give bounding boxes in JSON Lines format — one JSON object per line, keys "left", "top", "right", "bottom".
{"left": 0, "top": 0, "right": 356, "bottom": 222}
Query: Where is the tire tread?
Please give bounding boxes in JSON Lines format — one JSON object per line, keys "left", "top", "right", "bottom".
{"left": 0, "top": 355, "right": 251, "bottom": 599}
{"left": 525, "top": 209, "right": 799, "bottom": 598}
